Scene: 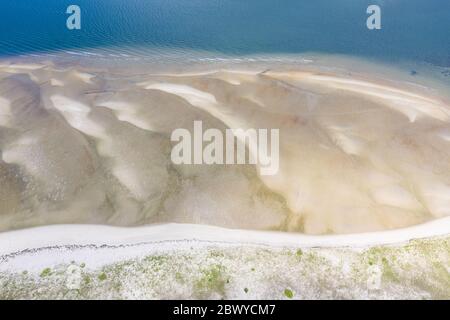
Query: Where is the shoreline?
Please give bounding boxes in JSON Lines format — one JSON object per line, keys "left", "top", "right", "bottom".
{"left": 1, "top": 216, "right": 449, "bottom": 255}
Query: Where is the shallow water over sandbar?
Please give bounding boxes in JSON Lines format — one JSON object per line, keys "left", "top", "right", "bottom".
{"left": 0, "top": 55, "right": 449, "bottom": 235}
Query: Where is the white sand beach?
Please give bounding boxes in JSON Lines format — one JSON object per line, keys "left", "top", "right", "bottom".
{"left": 0, "top": 222, "right": 449, "bottom": 299}
{"left": 1, "top": 216, "right": 450, "bottom": 265}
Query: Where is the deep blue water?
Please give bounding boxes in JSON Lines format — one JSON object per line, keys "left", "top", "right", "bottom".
{"left": 0, "top": 0, "right": 449, "bottom": 66}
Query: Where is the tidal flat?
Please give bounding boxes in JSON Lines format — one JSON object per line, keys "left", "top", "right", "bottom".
{"left": 0, "top": 54, "right": 449, "bottom": 299}
{"left": 1, "top": 55, "right": 450, "bottom": 234}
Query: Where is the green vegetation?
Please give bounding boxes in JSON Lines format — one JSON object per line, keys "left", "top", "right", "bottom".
{"left": 0, "top": 236, "right": 449, "bottom": 299}
{"left": 195, "top": 264, "right": 226, "bottom": 297}
{"left": 284, "top": 288, "right": 294, "bottom": 299}
{"left": 40, "top": 268, "right": 51, "bottom": 277}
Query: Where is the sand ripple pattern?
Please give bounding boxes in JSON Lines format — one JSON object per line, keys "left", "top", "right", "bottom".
{"left": 0, "top": 61, "right": 449, "bottom": 234}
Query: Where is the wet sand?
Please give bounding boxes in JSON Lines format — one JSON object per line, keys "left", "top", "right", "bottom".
{"left": 0, "top": 55, "right": 449, "bottom": 234}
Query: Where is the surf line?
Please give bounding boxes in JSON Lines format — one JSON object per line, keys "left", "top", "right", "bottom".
{"left": 170, "top": 121, "right": 279, "bottom": 176}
